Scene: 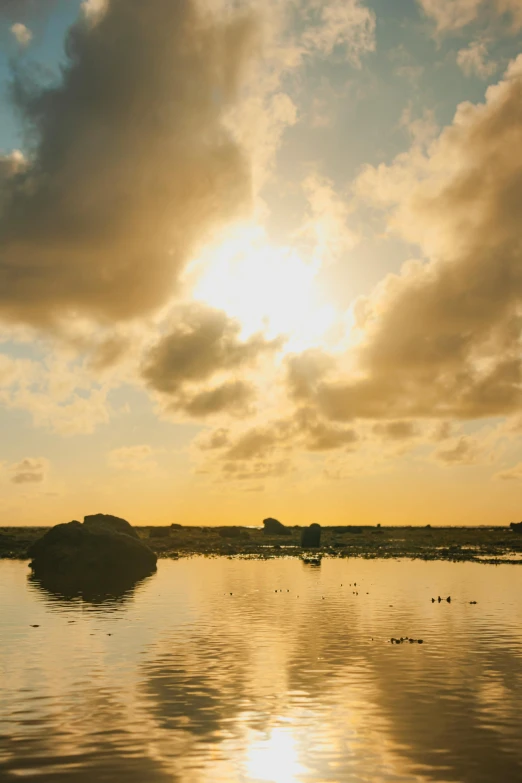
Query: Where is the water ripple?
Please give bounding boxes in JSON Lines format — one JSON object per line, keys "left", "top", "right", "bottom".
{"left": 1, "top": 557, "right": 522, "bottom": 781}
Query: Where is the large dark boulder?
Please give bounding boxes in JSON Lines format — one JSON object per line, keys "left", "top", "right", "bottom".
{"left": 510, "top": 522, "right": 522, "bottom": 533}
{"left": 84, "top": 513, "right": 140, "bottom": 539}
{"left": 301, "top": 524, "right": 321, "bottom": 547}
{"left": 28, "top": 520, "right": 157, "bottom": 589}
{"left": 263, "top": 517, "right": 291, "bottom": 536}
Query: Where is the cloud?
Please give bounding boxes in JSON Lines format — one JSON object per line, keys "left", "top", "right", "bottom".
{"left": 373, "top": 421, "right": 419, "bottom": 441}
{"left": 221, "top": 457, "right": 292, "bottom": 481}
{"left": 9, "top": 456, "right": 48, "bottom": 484}
{"left": 286, "top": 349, "right": 336, "bottom": 401}
{"left": 293, "top": 407, "right": 359, "bottom": 451}
{"left": 177, "top": 380, "right": 255, "bottom": 418}
{"left": 416, "top": 0, "right": 522, "bottom": 32}
{"left": 141, "top": 303, "right": 282, "bottom": 417}
{"left": 108, "top": 444, "right": 157, "bottom": 472}
{"left": 195, "top": 403, "right": 359, "bottom": 482}
{"left": 10, "top": 21, "right": 32, "bottom": 45}
{"left": 302, "top": 0, "right": 376, "bottom": 66}
{"left": 457, "top": 41, "right": 497, "bottom": 78}
{"left": 0, "top": 351, "right": 112, "bottom": 434}
{"left": 142, "top": 305, "right": 280, "bottom": 395}
{"left": 298, "top": 173, "right": 357, "bottom": 263}
{"left": 222, "top": 0, "right": 375, "bottom": 195}
{"left": 307, "top": 56, "right": 522, "bottom": 423}
{"left": 416, "top": 0, "right": 484, "bottom": 31}
{"left": 86, "top": 334, "right": 130, "bottom": 371}
{"left": 495, "top": 461, "right": 522, "bottom": 480}
{"left": 433, "top": 436, "right": 481, "bottom": 465}
{"left": 197, "top": 427, "right": 231, "bottom": 451}
{"left": 81, "top": 0, "right": 108, "bottom": 24}
{"left": 0, "top": 0, "right": 256, "bottom": 328}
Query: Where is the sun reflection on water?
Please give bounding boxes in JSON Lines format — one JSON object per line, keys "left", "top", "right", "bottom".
{"left": 245, "top": 726, "right": 306, "bottom": 783}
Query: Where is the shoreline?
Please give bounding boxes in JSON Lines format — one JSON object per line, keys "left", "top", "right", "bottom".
{"left": 2, "top": 524, "right": 522, "bottom": 565}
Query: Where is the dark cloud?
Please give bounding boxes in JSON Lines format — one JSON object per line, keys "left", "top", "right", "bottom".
{"left": 224, "top": 424, "right": 287, "bottom": 461}
{"left": 197, "top": 404, "right": 359, "bottom": 480}
{"left": 286, "top": 349, "right": 335, "bottom": 401}
{"left": 86, "top": 334, "right": 130, "bottom": 371}
{"left": 175, "top": 379, "right": 255, "bottom": 418}
{"left": 373, "top": 420, "right": 418, "bottom": 440}
{"left": 142, "top": 305, "right": 281, "bottom": 395}
{"left": 198, "top": 427, "right": 230, "bottom": 451}
{"left": 141, "top": 304, "right": 282, "bottom": 418}
{"left": 293, "top": 406, "right": 359, "bottom": 451}
{"left": 9, "top": 456, "right": 47, "bottom": 483}
{"left": 0, "top": 0, "right": 256, "bottom": 327}
{"left": 221, "top": 457, "right": 292, "bottom": 480}
{"left": 434, "top": 435, "right": 481, "bottom": 465}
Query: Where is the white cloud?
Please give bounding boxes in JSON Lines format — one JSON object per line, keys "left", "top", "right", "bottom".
{"left": 302, "top": 0, "right": 376, "bottom": 65}
{"left": 10, "top": 22, "right": 32, "bottom": 46}
{"left": 417, "top": 0, "right": 522, "bottom": 32}
{"left": 457, "top": 41, "right": 497, "bottom": 78}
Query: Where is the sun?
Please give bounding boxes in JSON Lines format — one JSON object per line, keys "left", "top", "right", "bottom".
{"left": 187, "top": 223, "right": 335, "bottom": 352}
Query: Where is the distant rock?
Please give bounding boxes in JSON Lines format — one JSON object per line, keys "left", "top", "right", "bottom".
{"left": 218, "top": 527, "right": 249, "bottom": 539}
{"left": 149, "top": 527, "right": 171, "bottom": 539}
{"left": 28, "top": 519, "right": 157, "bottom": 589}
{"left": 84, "top": 513, "right": 140, "bottom": 539}
{"left": 301, "top": 523, "right": 321, "bottom": 547}
{"left": 263, "top": 517, "right": 291, "bottom": 536}
{"left": 510, "top": 521, "right": 522, "bottom": 533}
{"left": 302, "top": 555, "right": 322, "bottom": 565}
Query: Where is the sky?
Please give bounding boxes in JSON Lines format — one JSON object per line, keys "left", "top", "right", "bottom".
{"left": 1, "top": 0, "right": 522, "bottom": 527}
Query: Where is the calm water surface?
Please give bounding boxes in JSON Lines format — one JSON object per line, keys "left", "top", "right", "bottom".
{"left": 1, "top": 557, "right": 522, "bottom": 783}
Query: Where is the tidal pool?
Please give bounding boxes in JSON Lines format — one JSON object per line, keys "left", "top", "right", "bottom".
{"left": 1, "top": 557, "right": 521, "bottom": 782}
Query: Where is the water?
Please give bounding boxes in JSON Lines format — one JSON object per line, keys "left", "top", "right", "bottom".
{"left": 1, "top": 557, "right": 522, "bottom": 783}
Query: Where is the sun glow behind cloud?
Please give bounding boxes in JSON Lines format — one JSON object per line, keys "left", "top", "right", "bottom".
{"left": 188, "top": 224, "right": 336, "bottom": 352}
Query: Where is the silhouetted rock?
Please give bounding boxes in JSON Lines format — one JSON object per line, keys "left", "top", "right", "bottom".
{"left": 84, "top": 513, "right": 139, "bottom": 539}
{"left": 149, "top": 527, "right": 171, "bottom": 538}
{"left": 510, "top": 521, "right": 522, "bottom": 533}
{"left": 171, "top": 523, "right": 183, "bottom": 529}
{"left": 302, "top": 555, "right": 322, "bottom": 565}
{"left": 218, "top": 527, "right": 249, "bottom": 539}
{"left": 263, "top": 518, "right": 291, "bottom": 536}
{"left": 301, "top": 523, "right": 321, "bottom": 547}
{"left": 28, "top": 520, "right": 157, "bottom": 589}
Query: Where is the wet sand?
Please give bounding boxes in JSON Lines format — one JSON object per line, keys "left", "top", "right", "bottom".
{"left": 1, "top": 524, "right": 522, "bottom": 564}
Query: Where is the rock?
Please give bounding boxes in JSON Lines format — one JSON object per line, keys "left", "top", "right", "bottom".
{"left": 301, "top": 555, "right": 322, "bottom": 565}
{"left": 28, "top": 520, "right": 157, "bottom": 589}
{"left": 84, "top": 513, "right": 139, "bottom": 539}
{"left": 217, "top": 527, "right": 249, "bottom": 539}
{"left": 510, "top": 521, "right": 522, "bottom": 533}
{"left": 171, "top": 523, "right": 183, "bottom": 530}
{"left": 149, "top": 527, "right": 171, "bottom": 539}
{"left": 263, "top": 518, "right": 291, "bottom": 536}
{"left": 301, "top": 524, "right": 321, "bottom": 547}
